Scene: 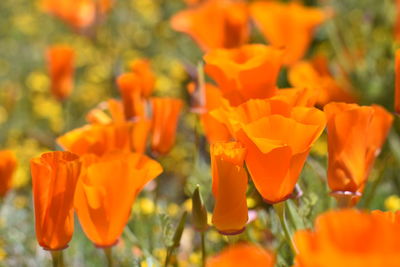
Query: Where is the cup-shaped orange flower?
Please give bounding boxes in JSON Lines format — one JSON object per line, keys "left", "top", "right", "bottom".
{"left": 324, "top": 103, "right": 393, "bottom": 195}
{"left": 57, "top": 123, "right": 133, "bottom": 156}
{"left": 171, "top": 0, "right": 249, "bottom": 51}
{"left": 117, "top": 73, "right": 147, "bottom": 120}
{"left": 250, "top": 1, "right": 325, "bottom": 65}
{"left": 150, "top": 97, "right": 183, "bottom": 155}
{"left": 206, "top": 243, "right": 275, "bottom": 267}
{"left": 31, "top": 151, "right": 81, "bottom": 250}
{"left": 130, "top": 59, "right": 155, "bottom": 98}
{"left": 289, "top": 60, "right": 356, "bottom": 106}
{"left": 47, "top": 45, "right": 75, "bottom": 101}
{"left": 395, "top": 49, "right": 400, "bottom": 114}
{"left": 293, "top": 209, "right": 400, "bottom": 267}
{"left": 0, "top": 150, "right": 17, "bottom": 198}
{"left": 74, "top": 152, "right": 162, "bottom": 247}
{"left": 204, "top": 44, "right": 284, "bottom": 106}
{"left": 234, "top": 102, "right": 326, "bottom": 203}
{"left": 210, "top": 142, "right": 248, "bottom": 235}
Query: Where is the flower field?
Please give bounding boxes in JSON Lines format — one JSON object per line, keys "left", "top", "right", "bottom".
{"left": 1, "top": 0, "right": 400, "bottom": 266}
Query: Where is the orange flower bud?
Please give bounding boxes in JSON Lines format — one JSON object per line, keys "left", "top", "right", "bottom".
{"left": 31, "top": 151, "right": 81, "bottom": 250}
{"left": 0, "top": 150, "right": 17, "bottom": 198}
{"left": 210, "top": 142, "right": 248, "bottom": 235}
{"left": 293, "top": 209, "right": 400, "bottom": 267}
{"left": 204, "top": 44, "right": 284, "bottom": 106}
{"left": 206, "top": 243, "right": 275, "bottom": 267}
{"left": 47, "top": 45, "right": 75, "bottom": 101}
{"left": 250, "top": 1, "right": 325, "bottom": 65}
{"left": 324, "top": 103, "right": 393, "bottom": 195}
{"left": 150, "top": 98, "right": 183, "bottom": 155}
{"left": 117, "top": 73, "right": 148, "bottom": 120}
{"left": 171, "top": 0, "right": 249, "bottom": 51}
{"left": 130, "top": 59, "right": 156, "bottom": 98}
{"left": 74, "top": 152, "right": 162, "bottom": 247}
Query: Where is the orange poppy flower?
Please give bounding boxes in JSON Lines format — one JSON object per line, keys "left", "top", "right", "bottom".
{"left": 187, "top": 82, "right": 231, "bottom": 143}
{"left": 250, "top": 1, "right": 325, "bottom": 65}
{"left": 31, "top": 151, "right": 81, "bottom": 250}
{"left": 324, "top": 103, "right": 393, "bottom": 195}
{"left": 117, "top": 73, "right": 148, "bottom": 120}
{"left": 0, "top": 150, "right": 17, "bottom": 198}
{"left": 42, "top": 0, "right": 113, "bottom": 29}
{"left": 214, "top": 99, "right": 326, "bottom": 203}
{"left": 293, "top": 209, "right": 400, "bottom": 267}
{"left": 395, "top": 49, "right": 400, "bottom": 114}
{"left": 204, "top": 44, "right": 284, "bottom": 106}
{"left": 57, "top": 123, "right": 133, "bottom": 156}
{"left": 211, "top": 95, "right": 317, "bottom": 140}
{"left": 47, "top": 45, "right": 75, "bottom": 101}
{"left": 150, "top": 98, "right": 183, "bottom": 155}
{"left": 74, "top": 152, "right": 162, "bottom": 247}
{"left": 210, "top": 142, "right": 248, "bottom": 234}
{"left": 206, "top": 243, "right": 275, "bottom": 267}
{"left": 288, "top": 60, "right": 356, "bottom": 106}
{"left": 130, "top": 59, "right": 156, "bottom": 98}
{"left": 171, "top": 0, "right": 249, "bottom": 51}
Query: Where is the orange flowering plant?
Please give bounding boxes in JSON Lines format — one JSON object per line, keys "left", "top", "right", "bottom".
{"left": 3, "top": 0, "right": 400, "bottom": 266}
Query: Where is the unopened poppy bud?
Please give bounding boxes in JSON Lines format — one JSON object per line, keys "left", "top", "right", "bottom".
{"left": 191, "top": 185, "right": 208, "bottom": 232}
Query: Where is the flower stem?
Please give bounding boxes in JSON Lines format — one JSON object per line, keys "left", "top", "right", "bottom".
{"left": 103, "top": 247, "right": 114, "bottom": 267}
{"left": 273, "top": 202, "right": 294, "bottom": 253}
{"left": 201, "top": 232, "right": 206, "bottom": 267}
{"left": 50, "top": 250, "right": 64, "bottom": 267}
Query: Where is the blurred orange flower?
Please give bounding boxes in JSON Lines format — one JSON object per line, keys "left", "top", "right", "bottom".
{"left": 395, "top": 49, "right": 400, "bottom": 114}
{"left": 171, "top": 0, "right": 249, "bottom": 51}
{"left": 293, "top": 209, "right": 400, "bottom": 267}
{"left": 150, "top": 98, "right": 183, "bottom": 155}
{"left": 289, "top": 59, "right": 356, "bottom": 106}
{"left": 204, "top": 44, "right": 284, "bottom": 106}
{"left": 117, "top": 73, "right": 148, "bottom": 120}
{"left": 206, "top": 243, "right": 275, "bottom": 267}
{"left": 324, "top": 103, "right": 393, "bottom": 195}
{"left": 42, "top": 0, "right": 113, "bottom": 29}
{"left": 187, "top": 82, "right": 232, "bottom": 143}
{"left": 210, "top": 142, "right": 248, "bottom": 235}
{"left": 47, "top": 45, "right": 75, "bottom": 101}
{"left": 57, "top": 123, "right": 133, "bottom": 156}
{"left": 0, "top": 150, "right": 17, "bottom": 198}
{"left": 31, "top": 151, "right": 81, "bottom": 250}
{"left": 250, "top": 1, "right": 325, "bottom": 65}
{"left": 74, "top": 152, "right": 162, "bottom": 247}
{"left": 130, "top": 59, "right": 156, "bottom": 98}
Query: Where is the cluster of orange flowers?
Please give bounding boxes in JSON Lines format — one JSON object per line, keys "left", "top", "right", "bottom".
{"left": 1, "top": 0, "right": 400, "bottom": 266}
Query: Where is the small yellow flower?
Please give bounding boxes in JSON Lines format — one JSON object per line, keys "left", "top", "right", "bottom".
{"left": 184, "top": 199, "right": 192, "bottom": 212}
{"left": 139, "top": 198, "right": 155, "bottom": 215}
{"left": 189, "top": 252, "right": 201, "bottom": 265}
{"left": 246, "top": 197, "right": 257, "bottom": 209}
{"left": 385, "top": 195, "right": 400, "bottom": 212}
{"left": 167, "top": 203, "right": 180, "bottom": 217}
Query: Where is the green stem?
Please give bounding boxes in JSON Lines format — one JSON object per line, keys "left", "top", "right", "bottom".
{"left": 273, "top": 202, "right": 294, "bottom": 253}
{"left": 200, "top": 232, "right": 206, "bottom": 267}
{"left": 50, "top": 250, "right": 64, "bottom": 267}
{"left": 164, "top": 248, "right": 173, "bottom": 267}
{"left": 103, "top": 247, "right": 114, "bottom": 267}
